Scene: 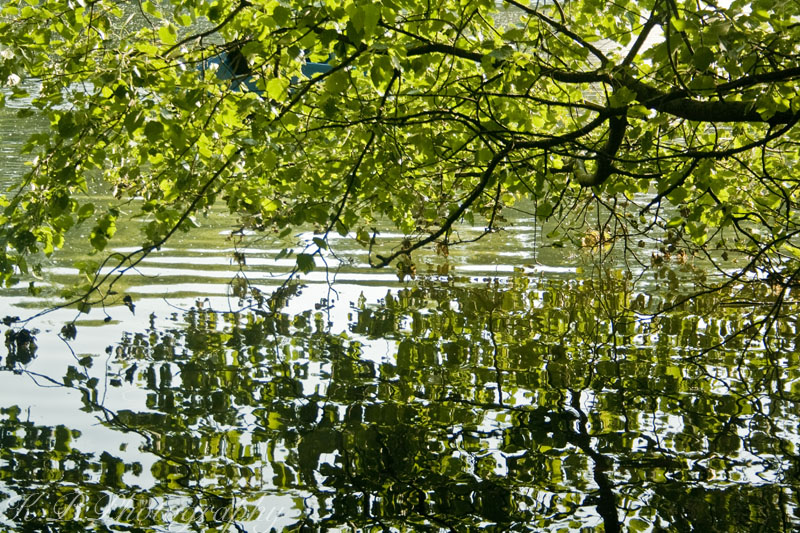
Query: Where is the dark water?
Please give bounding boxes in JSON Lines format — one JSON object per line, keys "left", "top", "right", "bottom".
{"left": 2, "top": 96, "right": 800, "bottom": 532}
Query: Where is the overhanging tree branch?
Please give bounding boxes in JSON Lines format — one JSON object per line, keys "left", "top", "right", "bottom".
{"left": 324, "top": 71, "right": 399, "bottom": 237}
{"left": 505, "top": 0, "right": 610, "bottom": 67}
{"left": 614, "top": 70, "right": 800, "bottom": 124}
{"left": 574, "top": 111, "right": 629, "bottom": 187}
{"left": 406, "top": 39, "right": 800, "bottom": 125}
{"left": 372, "top": 144, "right": 513, "bottom": 268}
{"left": 163, "top": 0, "right": 252, "bottom": 56}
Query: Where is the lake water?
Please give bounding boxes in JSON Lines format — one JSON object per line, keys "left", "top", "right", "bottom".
{"left": 2, "top": 89, "right": 800, "bottom": 532}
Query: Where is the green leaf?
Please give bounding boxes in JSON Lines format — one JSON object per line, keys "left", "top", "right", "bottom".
{"left": 536, "top": 202, "right": 553, "bottom": 218}
{"left": 266, "top": 78, "right": 289, "bottom": 101}
{"left": 361, "top": 4, "right": 380, "bottom": 38}
{"left": 666, "top": 217, "right": 684, "bottom": 228}
{"left": 693, "top": 46, "right": 715, "bottom": 71}
{"left": 296, "top": 253, "right": 315, "bottom": 274}
{"left": 370, "top": 56, "right": 394, "bottom": 88}
{"left": 141, "top": 0, "right": 161, "bottom": 17}
{"left": 144, "top": 121, "right": 164, "bottom": 143}
{"left": 488, "top": 45, "right": 514, "bottom": 61}
{"left": 124, "top": 110, "right": 144, "bottom": 134}
{"left": 671, "top": 17, "right": 686, "bottom": 31}
{"left": 271, "top": 5, "right": 291, "bottom": 25}
{"left": 158, "top": 24, "right": 177, "bottom": 45}
{"left": 57, "top": 113, "right": 79, "bottom": 138}
{"left": 356, "top": 228, "right": 371, "bottom": 245}
{"left": 610, "top": 86, "right": 637, "bottom": 107}
{"left": 77, "top": 203, "right": 95, "bottom": 221}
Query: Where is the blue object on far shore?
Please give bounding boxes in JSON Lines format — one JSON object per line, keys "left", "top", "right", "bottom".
{"left": 300, "top": 61, "right": 333, "bottom": 78}
{"left": 201, "top": 50, "right": 333, "bottom": 95}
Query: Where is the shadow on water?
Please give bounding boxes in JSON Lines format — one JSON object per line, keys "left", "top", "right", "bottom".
{"left": 1, "top": 264, "right": 799, "bottom": 531}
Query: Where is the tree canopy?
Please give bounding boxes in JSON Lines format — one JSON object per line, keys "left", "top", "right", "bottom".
{"left": 1, "top": 0, "right": 799, "bottom": 306}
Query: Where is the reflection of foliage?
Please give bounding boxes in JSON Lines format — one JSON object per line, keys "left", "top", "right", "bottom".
{"left": 0, "top": 406, "right": 130, "bottom": 532}
{"left": 4, "top": 328, "right": 37, "bottom": 372}
{"left": 3, "top": 273, "right": 800, "bottom": 530}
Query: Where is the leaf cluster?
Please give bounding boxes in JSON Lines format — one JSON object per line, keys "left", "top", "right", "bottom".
{"left": 0, "top": 0, "right": 799, "bottom": 304}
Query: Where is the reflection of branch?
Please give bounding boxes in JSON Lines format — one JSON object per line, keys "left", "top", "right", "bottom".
{"left": 19, "top": 365, "right": 232, "bottom": 520}
{"left": 687, "top": 292, "right": 793, "bottom": 362}
{"left": 444, "top": 390, "right": 622, "bottom": 531}
{"left": 568, "top": 391, "right": 621, "bottom": 533}
{"left": 488, "top": 309, "right": 504, "bottom": 406}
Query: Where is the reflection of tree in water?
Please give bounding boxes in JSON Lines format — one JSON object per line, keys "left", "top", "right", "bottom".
{"left": 1, "top": 273, "right": 799, "bottom": 531}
